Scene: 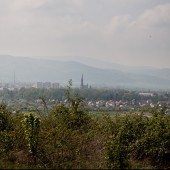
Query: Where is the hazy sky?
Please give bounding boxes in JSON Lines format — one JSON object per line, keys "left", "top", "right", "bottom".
{"left": 0, "top": 0, "right": 170, "bottom": 68}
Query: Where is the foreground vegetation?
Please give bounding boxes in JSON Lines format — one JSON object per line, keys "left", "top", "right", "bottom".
{"left": 0, "top": 83, "right": 170, "bottom": 169}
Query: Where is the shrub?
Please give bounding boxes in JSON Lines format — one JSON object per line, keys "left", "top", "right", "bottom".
{"left": 22, "top": 113, "right": 40, "bottom": 160}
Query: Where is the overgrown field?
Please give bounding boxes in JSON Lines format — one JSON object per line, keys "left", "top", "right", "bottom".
{"left": 0, "top": 84, "right": 170, "bottom": 169}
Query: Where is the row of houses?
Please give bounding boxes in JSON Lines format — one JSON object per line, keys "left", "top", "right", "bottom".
{"left": 86, "top": 99, "right": 170, "bottom": 110}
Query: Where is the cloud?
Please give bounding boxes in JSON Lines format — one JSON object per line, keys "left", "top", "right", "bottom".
{"left": 9, "top": 0, "right": 48, "bottom": 10}
{"left": 131, "top": 3, "right": 170, "bottom": 28}
{"left": 97, "top": 3, "right": 170, "bottom": 67}
{"left": 103, "top": 15, "right": 131, "bottom": 38}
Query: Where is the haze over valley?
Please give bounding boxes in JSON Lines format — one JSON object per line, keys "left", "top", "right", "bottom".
{"left": 0, "top": 55, "right": 170, "bottom": 90}
{"left": 0, "top": 0, "right": 170, "bottom": 90}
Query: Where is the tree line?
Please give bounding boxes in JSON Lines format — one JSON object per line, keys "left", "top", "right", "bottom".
{"left": 1, "top": 87, "right": 168, "bottom": 102}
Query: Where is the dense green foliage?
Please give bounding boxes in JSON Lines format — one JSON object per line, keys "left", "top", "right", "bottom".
{"left": 105, "top": 111, "right": 170, "bottom": 169}
{"left": 0, "top": 84, "right": 170, "bottom": 169}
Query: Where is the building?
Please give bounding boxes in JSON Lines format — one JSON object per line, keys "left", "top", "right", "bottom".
{"left": 37, "top": 82, "right": 52, "bottom": 89}
{"left": 37, "top": 82, "right": 44, "bottom": 89}
{"left": 52, "top": 82, "right": 60, "bottom": 89}
{"left": 43, "top": 82, "right": 51, "bottom": 89}
{"left": 37, "top": 82, "right": 60, "bottom": 89}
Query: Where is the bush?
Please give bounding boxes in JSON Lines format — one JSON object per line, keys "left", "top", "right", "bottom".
{"left": 0, "top": 104, "right": 13, "bottom": 131}
{"left": 106, "top": 111, "right": 170, "bottom": 169}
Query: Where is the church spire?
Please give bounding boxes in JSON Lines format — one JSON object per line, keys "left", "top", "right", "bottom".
{"left": 81, "top": 73, "right": 84, "bottom": 88}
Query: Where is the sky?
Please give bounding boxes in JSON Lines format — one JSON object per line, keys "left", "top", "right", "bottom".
{"left": 0, "top": 0, "right": 170, "bottom": 68}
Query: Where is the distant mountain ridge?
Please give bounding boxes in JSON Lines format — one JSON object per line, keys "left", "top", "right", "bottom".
{"left": 0, "top": 55, "right": 170, "bottom": 90}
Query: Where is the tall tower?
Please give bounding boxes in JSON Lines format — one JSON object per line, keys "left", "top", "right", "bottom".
{"left": 81, "top": 73, "right": 84, "bottom": 88}
{"left": 14, "top": 70, "right": 16, "bottom": 88}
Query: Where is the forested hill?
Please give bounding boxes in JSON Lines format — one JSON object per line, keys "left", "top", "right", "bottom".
{"left": 0, "top": 55, "right": 170, "bottom": 90}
